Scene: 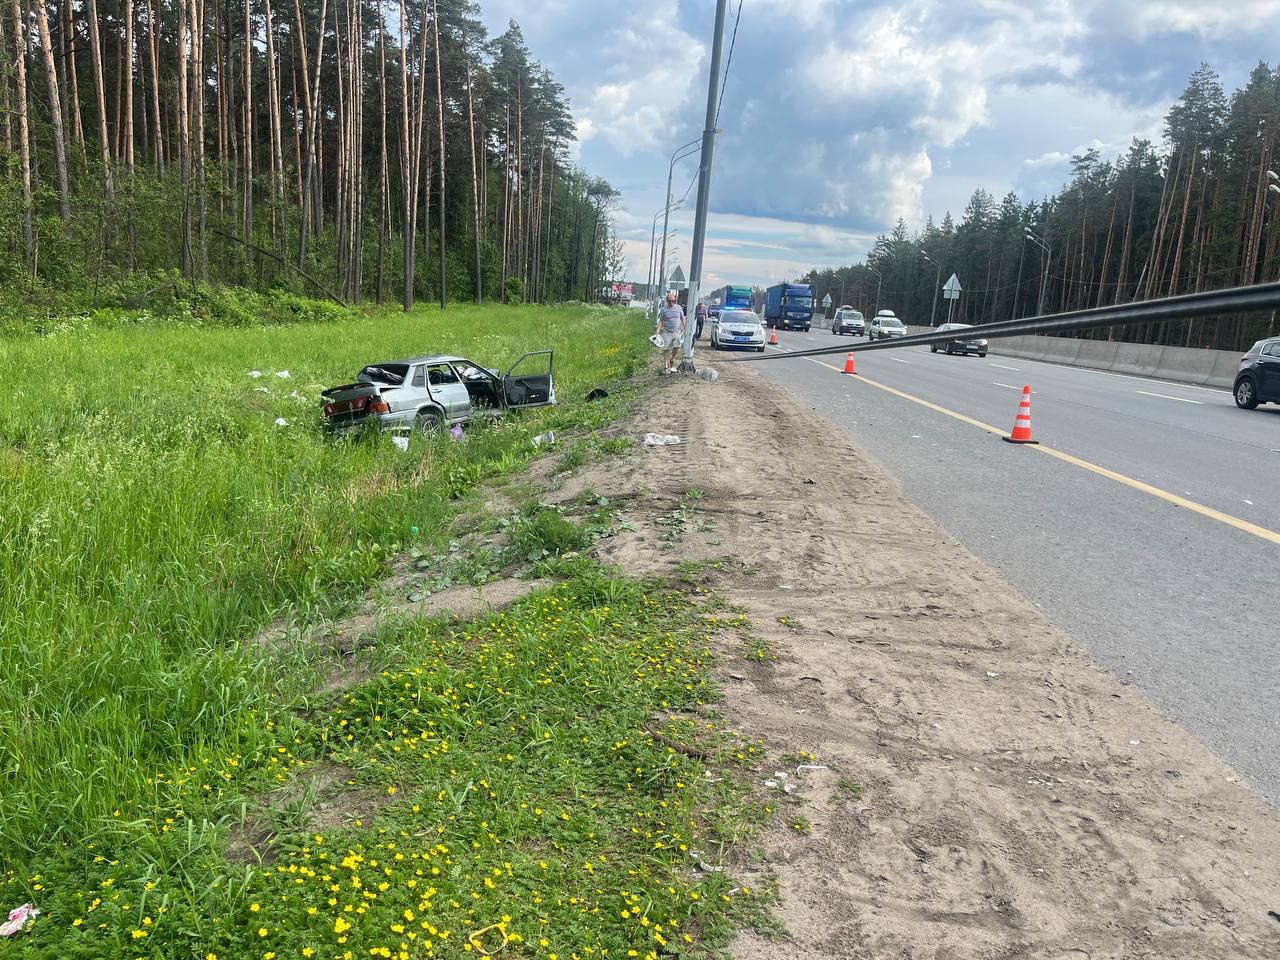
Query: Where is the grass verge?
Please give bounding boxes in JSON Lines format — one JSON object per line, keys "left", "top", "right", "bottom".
{"left": 0, "top": 304, "right": 646, "bottom": 902}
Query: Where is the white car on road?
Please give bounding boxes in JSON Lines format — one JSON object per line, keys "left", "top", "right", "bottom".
{"left": 869, "top": 310, "right": 907, "bottom": 340}
{"left": 710, "top": 309, "right": 767, "bottom": 352}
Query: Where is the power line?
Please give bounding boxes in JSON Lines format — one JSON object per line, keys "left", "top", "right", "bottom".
{"left": 714, "top": 0, "right": 744, "bottom": 127}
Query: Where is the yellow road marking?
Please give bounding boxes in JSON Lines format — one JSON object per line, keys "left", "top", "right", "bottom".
{"left": 808, "top": 357, "right": 1280, "bottom": 547}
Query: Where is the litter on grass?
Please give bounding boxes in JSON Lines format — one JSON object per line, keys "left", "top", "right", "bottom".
{"left": 391, "top": 435, "right": 410, "bottom": 452}
{"left": 275, "top": 370, "right": 291, "bottom": 379}
{"left": 254, "top": 386, "right": 270, "bottom": 393}
{"left": 449, "top": 424, "right": 464, "bottom": 441}
{"left": 533, "top": 431, "right": 556, "bottom": 447}
{"left": 643, "top": 433, "right": 681, "bottom": 446}
{"left": 0, "top": 903, "right": 39, "bottom": 937}
{"left": 248, "top": 370, "right": 263, "bottom": 378}
{"left": 274, "top": 417, "right": 289, "bottom": 427}
{"left": 696, "top": 367, "right": 719, "bottom": 383}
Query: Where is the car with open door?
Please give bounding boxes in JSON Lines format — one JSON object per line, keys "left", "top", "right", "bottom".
{"left": 321, "top": 352, "right": 555, "bottom": 433}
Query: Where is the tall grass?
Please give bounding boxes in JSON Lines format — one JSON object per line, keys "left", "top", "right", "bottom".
{"left": 0, "top": 303, "right": 645, "bottom": 865}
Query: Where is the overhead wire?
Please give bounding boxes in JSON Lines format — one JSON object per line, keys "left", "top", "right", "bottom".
{"left": 714, "top": 0, "right": 744, "bottom": 127}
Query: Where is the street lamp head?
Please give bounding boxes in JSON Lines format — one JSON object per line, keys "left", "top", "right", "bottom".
{"left": 1269, "top": 183, "right": 1280, "bottom": 195}
{"left": 1268, "top": 170, "right": 1279, "bottom": 181}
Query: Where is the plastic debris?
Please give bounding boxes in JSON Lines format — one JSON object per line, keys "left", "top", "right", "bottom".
{"left": 275, "top": 370, "right": 291, "bottom": 379}
{"left": 274, "top": 417, "right": 289, "bottom": 427}
{"left": 586, "top": 388, "right": 609, "bottom": 401}
{"left": 796, "top": 764, "right": 830, "bottom": 774}
{"left": 643, "top": 433, "right": 681, "bottom": 446}
{"left": 248, "top": 370, "right": 263, "bottom": 378}
{"left": 449, "top": 424, "right": 464, "bottom": 441}
{"left": 696, "top": 367, "right": 719, "bottom": 383}
{"left": 0, "top": 903, "right": 39, "bottom": 937}
{"left": 254, "top": 386, "right": 270, "bottom": 394}
{"left": 648, "top": 334, "right": 664, "bottom": 348}
{"left": 986, "top": 671, "right": 1001, "bottom": 679}
{"left": 288, "top": 389, "right": 303, "bottom": 399}
{"left": 696, "top": 861, "right": 724, "bottom": 873}
{"left": 533, "top": 431, "right": 556, "bottom": 447}
{"left": 391, "top": 435, "right": 410, "bottom": 452}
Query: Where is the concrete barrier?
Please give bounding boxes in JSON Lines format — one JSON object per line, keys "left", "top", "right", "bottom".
{"left": 904, "top": 324, "right": 1237, "bottom": 390}
{"left": 1151, "top": 343, "right": 1219, "bottom": 385}
{"left": 1208, "top": 351, "right": 1243, "bottom": 389}
{"left": 1111, "top": 342, "right": 1164, "bottom": 377}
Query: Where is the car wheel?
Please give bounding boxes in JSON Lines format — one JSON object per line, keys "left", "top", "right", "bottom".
{"left": 930, "top": 344, "right": 937, "bottom": 353}
{"left": 978, "top": 352, "right": 987, "bottom": 358}
{"left": 1234, "top": 378, "right": 1260, "bottom": 410}
{"left": 756, "top": 346, "right": 765, "bottom": 352}
{"left": 415, "top": 408, "right": 444, "bottom": 431}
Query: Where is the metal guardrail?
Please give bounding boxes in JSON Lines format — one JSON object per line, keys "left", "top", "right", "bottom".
{"left": 730, "top": 282, "right": 1280, "bottom": 363}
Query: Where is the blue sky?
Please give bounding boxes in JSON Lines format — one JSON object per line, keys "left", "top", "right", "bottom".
{"left": 479, "top": 0, "right": 1280, "bottom": 290}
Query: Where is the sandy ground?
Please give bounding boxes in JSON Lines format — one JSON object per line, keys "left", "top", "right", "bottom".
{"left": 545, "top": 358, "right": 1280, "bottom": 959}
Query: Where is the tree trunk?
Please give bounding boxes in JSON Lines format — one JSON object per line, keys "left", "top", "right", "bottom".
{"left": 176, "top": 0, "right": 191, "bottom": 275}
{"left": 376, "top": 0, "right": 387, "bottom": 303}
{"left": 32, "top": 0, "right": 71, "bottom": 224}
{"left": 123, "top": 0, "right": 134, "bottom": 173}
{"left": 8, "top": 0, "right": 34, "bottom": 272}
{"left": 465, "top": 39, "right": 481, "bottom": 302}
{"left": 190, "top": 0, "right": 206, "bottom": 276}
{"left": 145, "top": 0, "right": 161, "bottom": 173}
{"left": 63, "top": 0, "right": 84, "bottom": 149}
{"left": 296, "top": 0, "right": 327, "bottom": 268}
{"left": 85, "top": 0, "right": 115, "bottom": 199}
{"left": 242, "top": 0, "right": 253, "bottom": 260}
{"left": 398, "top": 0, "right": 414, "bottom": 310}
{"left": 432, "top": 0, "right": 446, "bottom": 309}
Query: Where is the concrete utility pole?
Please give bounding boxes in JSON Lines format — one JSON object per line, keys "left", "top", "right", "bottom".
{"left": 679, "top": 0, "right": 730, "bottom": 372}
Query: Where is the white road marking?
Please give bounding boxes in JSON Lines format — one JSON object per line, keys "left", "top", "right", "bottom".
{"left": 889, "top": 357, "right": 912, "bottom": 364}
{"left": 1135, "top": 390, "right": 1203, "bottom": 405}
{"left": 989, "top": 362, "right": 1021, "bottom": 371}
{"left": 992, "top": 382, "right": 1020, "bottom": 390}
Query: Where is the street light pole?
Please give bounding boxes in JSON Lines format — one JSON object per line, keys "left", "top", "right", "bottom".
{"left": 654, "top": 138, "right": 702, "bottom": 317}
{"left": 921, "top": 250, "right": 941, "bottom": 327}
{"left": 1026, "top": 229, "right": 1052, "bottom": 317}
{"left": 680, "top": 0, "right": 730, "bottom": 372}
{"left": 646, "top": 204, "right": 680, "bottom": 306}
{"left": 868, "top": 265, "right": 882, "bottom": 317}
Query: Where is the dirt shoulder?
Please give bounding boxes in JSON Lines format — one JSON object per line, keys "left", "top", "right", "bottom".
{"left": 546, "top": 355, "right": 1280, "bottom": 958}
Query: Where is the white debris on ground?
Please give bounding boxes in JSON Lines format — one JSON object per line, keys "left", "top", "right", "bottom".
{"left": 248, "top": 370, "right": 263, "bottom": 378}
{"left": 274, "top": 418, "right": 289, "bottom": 427}
{"left": 643, "top": 433, "right": 681, "bottom": 446}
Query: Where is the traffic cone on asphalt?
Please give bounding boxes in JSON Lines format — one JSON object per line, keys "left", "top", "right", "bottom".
{"left": 1002, "top": 385, "right": 1039, "bottom": 444}
{"left": 768, "top": 327, "right": 779, "bottom": 346}
{"left": 842, "top": 352, "right": 857, "bottom": 375}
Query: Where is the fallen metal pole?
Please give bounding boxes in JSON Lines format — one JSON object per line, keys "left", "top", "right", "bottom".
{"left": 728, "top": 282, "right": 1280, "bottom": 362}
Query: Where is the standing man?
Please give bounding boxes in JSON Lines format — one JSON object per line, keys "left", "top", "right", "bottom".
{"left": 655, "top": 291, "right": 686, "bottom": 374}
{"left": 694, "top": 301, "right": 708, "bottom": 341}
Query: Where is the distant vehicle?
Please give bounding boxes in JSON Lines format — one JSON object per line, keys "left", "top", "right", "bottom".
{"left": 832, "top": 306, "right": 865, "bottom": 336}
{"left": 763, "top": 282, "right": 814, "bottom": 331}
{"left": 1233, "top": 337, "right": 1280, "bottom": 409}
{"left": 709, "top": 309, "right": 766, "bottom": 352}
{"left": 321, "top": 352, "right": 554, "bottom": 433}
{"left": 868, "top": 310, "right": 906, "bottom": 340}
{"left": 723, "top": 284, "right": 753, "bottom": 312}
{"left": 930, "top": 322, "right": 988, "bottom": 357}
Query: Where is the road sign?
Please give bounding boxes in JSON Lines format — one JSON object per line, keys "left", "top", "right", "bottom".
{"left": 942, "top": 273, "right": 962, "bottom": 300}
{"left": 821, "top": 293, "right": 832, "bottom": 308}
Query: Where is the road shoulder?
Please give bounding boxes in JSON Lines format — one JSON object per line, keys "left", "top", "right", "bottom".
{"left": 549, "top": 355, "right": 1280, "bottom": 958}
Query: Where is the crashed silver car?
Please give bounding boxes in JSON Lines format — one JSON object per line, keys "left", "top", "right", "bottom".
{"left": 321, "top": 352, "right": 554, "bottom": 433}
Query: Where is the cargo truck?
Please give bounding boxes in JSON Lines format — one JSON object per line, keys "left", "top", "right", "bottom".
{"left": 763, "top": 282, "right": 814, "bottom": 331}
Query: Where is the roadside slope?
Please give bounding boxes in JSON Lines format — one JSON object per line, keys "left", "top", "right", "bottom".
{"left": 549, "top": 357, "right": 1280, "bottom": 958}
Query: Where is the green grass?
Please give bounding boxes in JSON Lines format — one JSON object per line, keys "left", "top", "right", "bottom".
{"left": 3, "top": 568, "right": 768, "bottom": 959}
{"left": 0, "top": 304, "right": 647, "bottom": 879}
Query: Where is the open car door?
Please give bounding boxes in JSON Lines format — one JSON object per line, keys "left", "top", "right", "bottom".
{"left": 503, "top": 351, "right": 555, "bottom": 410}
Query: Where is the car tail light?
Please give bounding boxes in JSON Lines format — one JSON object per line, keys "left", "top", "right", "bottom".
{"left": 370, "top": 400, "right": 390, "bottom": 414}
{"left": 323, "top": 402, "right": 336, "bottom": 417}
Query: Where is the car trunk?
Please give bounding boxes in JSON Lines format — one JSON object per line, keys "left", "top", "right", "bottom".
{"left": 321, "top": 382, "right": 391, "bottom": 430}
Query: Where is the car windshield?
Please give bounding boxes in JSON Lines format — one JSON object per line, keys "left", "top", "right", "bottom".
{"left": 723, "top": 313, "right": 760, "bottom": 325}
{"left": 785, "top": 296, "right": 813, "bottom": 308}
{"left": 882, "top": 319, "right": 904, "bottom": 327}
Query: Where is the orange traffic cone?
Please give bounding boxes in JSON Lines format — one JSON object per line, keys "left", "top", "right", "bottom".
{"left": 768, "top": 327, "right": 779, "bottom": 346}
{"left": 1002, "top": 385, "right": 1038, "bottom": 444}
{"left": 842, "top": 352, "right": 857, "bottom": 375}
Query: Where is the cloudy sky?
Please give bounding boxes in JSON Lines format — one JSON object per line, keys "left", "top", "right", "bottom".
{"left": 479, "top": 0, "right": 1280, "bottom": 291}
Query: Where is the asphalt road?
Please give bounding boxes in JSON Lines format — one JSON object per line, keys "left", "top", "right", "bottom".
{"left": 728, "top": 330, "right": 1280, "bottom": 803}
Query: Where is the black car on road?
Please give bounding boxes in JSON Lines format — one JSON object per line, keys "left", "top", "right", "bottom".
{"left": 930, "top": 322, "right": 988, "bottom": 357}
{"left": 1233, "top": 336, "right": 1280, "bottom": 409}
